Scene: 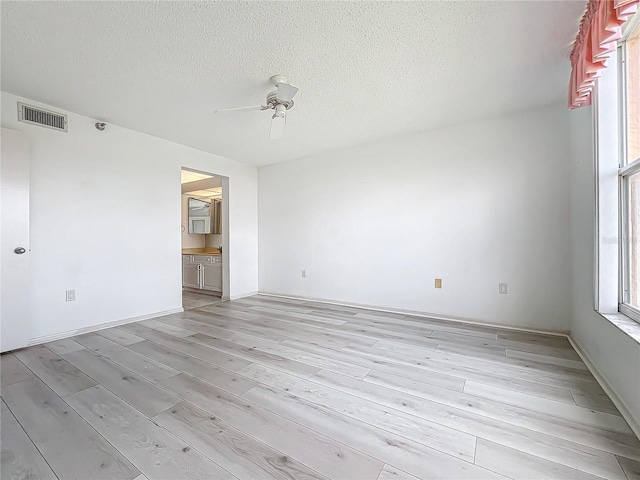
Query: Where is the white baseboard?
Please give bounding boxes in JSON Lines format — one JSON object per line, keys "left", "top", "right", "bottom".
{"left": 257, "top": 291, "right": 569, "bottom": 337}
{"left": 568, "top": 335, "right": 640, "bottom": 440}
{"left": 230, "top": 291, "right": 258, "bottom": 301}
{"left": 27, "top": 307, "right": 184, "bottom": 346}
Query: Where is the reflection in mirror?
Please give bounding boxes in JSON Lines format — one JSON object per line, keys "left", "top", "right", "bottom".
{"left": 188, "top": 197, "right": 212, "bottom": 234}
{"left": 188, "top": 197, "right": 222, "bottom": 234}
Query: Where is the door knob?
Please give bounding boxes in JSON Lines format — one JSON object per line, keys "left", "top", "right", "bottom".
{"left": 14, "top": 247, "right": 26, "bottom": 254}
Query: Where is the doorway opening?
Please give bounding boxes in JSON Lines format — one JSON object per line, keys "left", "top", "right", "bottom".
{"left": 180, "top": 168, "right": 230, "bottom": 310}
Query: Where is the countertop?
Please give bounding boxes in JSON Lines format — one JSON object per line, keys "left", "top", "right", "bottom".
{"left": 182, "top": 248, "right": 222, "bottom": 256}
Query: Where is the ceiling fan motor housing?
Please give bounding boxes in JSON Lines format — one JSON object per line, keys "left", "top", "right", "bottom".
{"left": 266, "top": 91, "right": 294, "bottom": 112}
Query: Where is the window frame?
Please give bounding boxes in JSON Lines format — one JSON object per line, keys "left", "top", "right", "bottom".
{"left": 618, "top": 15, "right": 640, "bottom": 323}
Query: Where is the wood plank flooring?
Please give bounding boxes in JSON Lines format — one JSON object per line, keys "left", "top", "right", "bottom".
{"left": 2, "top": 294, "right": 639, "bottom": 480}
{"left": 182, "top": 290, "right": 223, "bottom": 311}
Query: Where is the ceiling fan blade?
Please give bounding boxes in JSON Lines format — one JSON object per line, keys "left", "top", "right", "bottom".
{"left": 269, "top": 115, "right": 285, "bottom": 140}
{"left": 276, "top": 83, "right": 299, "bottom": 102}
{"left": 214, "top": 105, "right": 264, "bottom": 114}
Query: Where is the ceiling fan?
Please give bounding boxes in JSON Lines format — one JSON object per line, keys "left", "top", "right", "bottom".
{"left": 214, "top": 75, "right": 299, "bottom": 140}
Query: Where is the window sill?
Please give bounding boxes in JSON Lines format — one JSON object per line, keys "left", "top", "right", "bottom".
{"left": 599, "top": 311, "right": 640, "bottom": 345}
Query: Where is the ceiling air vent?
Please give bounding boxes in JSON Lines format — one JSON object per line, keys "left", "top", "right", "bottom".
{"left": 17, "top": 102, "right": 67, "bottom": 132}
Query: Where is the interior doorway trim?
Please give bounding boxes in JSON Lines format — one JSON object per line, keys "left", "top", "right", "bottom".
{"left": 180, "top": 167, "right": 230, "bottom": 301}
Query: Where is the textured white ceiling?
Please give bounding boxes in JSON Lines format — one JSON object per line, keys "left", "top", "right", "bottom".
{"left": 1, "top": 1, "right": 584, "bottom": 166}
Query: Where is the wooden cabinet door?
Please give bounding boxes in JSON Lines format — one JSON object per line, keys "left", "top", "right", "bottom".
{"left": 202, "top": 263, "right": 222, "bottom": 292}
{"left": 182, "top": 263, "right": 200, "bottom": 289}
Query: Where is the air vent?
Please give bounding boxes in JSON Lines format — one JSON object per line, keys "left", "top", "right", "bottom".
{"left": 17, "top": 102, "right": 67, "bottom": 132}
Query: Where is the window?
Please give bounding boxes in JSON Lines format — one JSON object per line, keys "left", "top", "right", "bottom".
{"left": 619, "top": 17, "right": 640, "bottom": 322}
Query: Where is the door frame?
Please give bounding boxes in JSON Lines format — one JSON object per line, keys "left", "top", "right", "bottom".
{"left": 180, "top": 167, "right": 230, "bottom": 300}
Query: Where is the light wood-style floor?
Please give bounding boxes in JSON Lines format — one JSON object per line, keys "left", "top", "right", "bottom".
{"left": 2, "top": 295, "right": 640, "bottom": 480}
{"left": 182, "top": 290, "right": 222, "bottom": 311}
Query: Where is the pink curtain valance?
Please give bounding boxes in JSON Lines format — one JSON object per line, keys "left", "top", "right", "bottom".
{"left": 569, "top": 0, "right": 638, "bottom": 109}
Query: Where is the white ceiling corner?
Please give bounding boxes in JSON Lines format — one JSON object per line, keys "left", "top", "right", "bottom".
{"left": 1, "top": 1, "right": 585, "bottom": 166}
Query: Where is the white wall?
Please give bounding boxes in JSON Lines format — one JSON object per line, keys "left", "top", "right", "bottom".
{"left": 259, "top": 104, "right": 572, "bottom": 331}
{"left": 205, "top": 234, "right": 223, "bottom": 249}
{"left": 1, "top": 92, "right": 258, "bottom": 342}
{"left": 569, "top": 106, "right": 640, "bottom": 431}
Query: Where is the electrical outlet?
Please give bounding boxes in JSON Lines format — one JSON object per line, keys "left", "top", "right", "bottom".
{"left": 499, "top": 283, "right": 508, "bottom": 294}
{"left": 66, "top": 289, "right": 76, "bottom": 302}
{"left": 434, "top": 278, "right": 442, "bottom": 288}
{"left": 302, "top": 270, "right": 306, "bottom": 278}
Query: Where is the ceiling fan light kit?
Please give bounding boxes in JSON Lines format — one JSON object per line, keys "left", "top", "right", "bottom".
{"left": 272, "top": 103, "right": 287, "bottom": 119}
{"left": 215, "top": 74, "right": 299, "bottom": 140}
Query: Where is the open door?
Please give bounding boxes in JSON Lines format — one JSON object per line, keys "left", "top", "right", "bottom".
{"left": 1, "top": 128, "right": 30, "bottom": 352}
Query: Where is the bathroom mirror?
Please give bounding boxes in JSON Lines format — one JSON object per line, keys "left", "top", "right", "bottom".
{"left": 188, "top": 197, "right": 221, "bottom": 234}
{"left": 188, "top": 197, "right": 212, "bottom": 234}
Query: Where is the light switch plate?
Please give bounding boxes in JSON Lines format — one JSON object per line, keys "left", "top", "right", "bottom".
{"left": 435, "top": 278, "right": 442, "bottom": 288}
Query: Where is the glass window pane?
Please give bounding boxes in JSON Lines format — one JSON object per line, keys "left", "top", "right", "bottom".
{"left": 626, "top": 24, "right": 640, "bottom": 164}
{"left": 628, "top": 172, "right": 640, "bottom": 308}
